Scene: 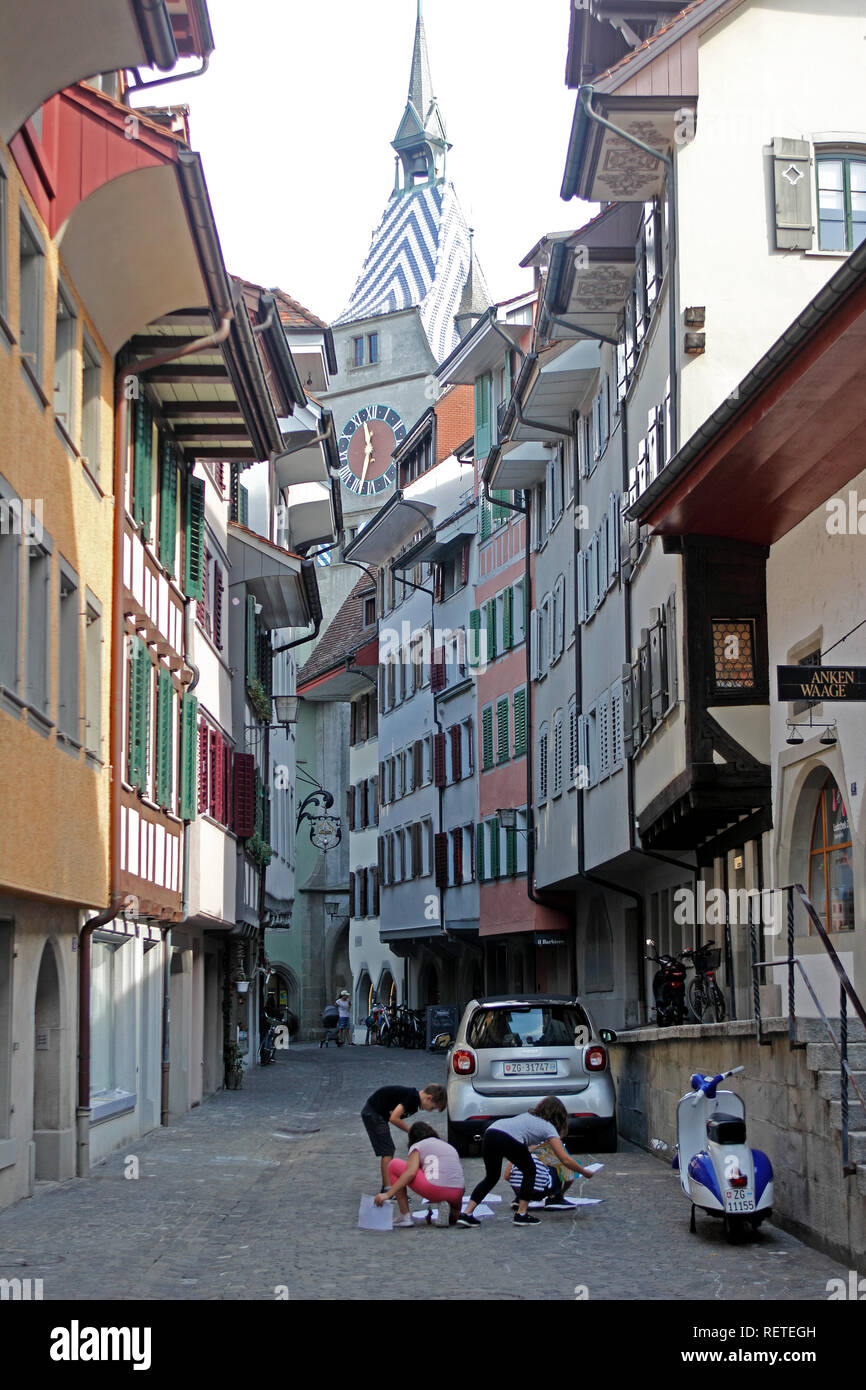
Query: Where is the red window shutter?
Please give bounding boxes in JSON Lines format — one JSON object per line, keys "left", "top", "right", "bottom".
{"left": 433, "top": 731, "right": 446, "bottom": 787}
{"left": 466, "top": 716, "right": 474, "bottom": 774}
{"left": 431, "top": 647, "right": 446, "bottom": 692}
{"left": 208, "top": 729, "right": 218, "bottom": 817}
{"left": 358, "top": 782, "right": 367, "bottom": 829}
{"left": 215, "top": 461, "right": 224, "bottom": 495}
{"left": 213, "top": 565, "right": 223, "bottom": 650}
{"left": 349, "top": 871, "right": 355, "bottom": 916}
{"left": 468, "top": 824, "right": 475, "bottom": 879}
{"left": 434, "top": 832, "right": 449, "bottom": 889}
{"left": 347, "top": 785, "right": 356, "bottom": 831}
{"left": 359, "top": 868, "right": 368, "bottom": 918}
{"left": 233, "top": 754, "right": 256, "bottom": 836}
{"left": 214, "top": 732, "right": 225, "bottom": 823}
{"left": 197, "top": 547, "right": 210, "bottom": 631}
{"left": 460, "top": 542, "right": 469, "bottom": 585}
{"left": 450, "top": 724, "right": 462, "bottom": 782}
{"left": 197, "top": 721, "right": 209, "bottom": 814}
{"left": 225, "top": 743, "right": 233, "bottom": 829}
{"left": 372, "top": 868, "right": 380, "bottom": 916}
{"left": 453, "top": 829, "right": 463, "bottom": 885}
{"left": 359, "top": 697, "right": 369, "bottom": 742}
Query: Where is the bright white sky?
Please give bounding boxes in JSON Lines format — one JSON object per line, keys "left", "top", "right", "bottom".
{"left": 133, "top": 0, "right": 593, "bottom": 324}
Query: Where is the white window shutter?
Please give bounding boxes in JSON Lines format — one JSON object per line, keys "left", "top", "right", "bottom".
{"left": 647, "top": 406, "right": 659, "bottom": 483}
{"left": 611, "top": 679, "right": 624, "bottom": 770}
{"left": 637, "top": 437, "right": 648, "bottom": 496}
{"left": 555, "top": 576, "right": 564, "bottom": 657}
{"left": 599, "top": 521, "right": 608, "bottom": 598}
{"left": 578, "top": 417, "right": 589, "bottom": 478}
{"left": 598, "top": 692, "right": 611, "bottom": 780}
{"left": 608, "top": 492, "right": 619, "bottom": 583}
{"left": 530, "top": 607, "right": 540, "bottom": 680}
{"left": 577, "top": 549, "right": 587, "bottom": 623}
{"left": 578, "top": 714, "right": 589, "bottom": 789}
{"left": 663, "top": 379, "right": 672, "bottom": 466}
{"left": 587, "top": 538, "right": 597, "bottom": 615}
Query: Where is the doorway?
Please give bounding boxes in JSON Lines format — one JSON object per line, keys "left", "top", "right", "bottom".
{"left": 32, "top": 941, "right": 62, "bottom": 1179}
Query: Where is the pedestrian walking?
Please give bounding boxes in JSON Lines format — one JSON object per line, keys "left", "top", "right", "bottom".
{"left": 336, "top": 989, "right": 352, "bottom": 1045}
{"left": 457, "top": 1097, "right": 594, "bottom": 1228}
{"left": 360, "top": 1082, "right": 447, "bottom": 1191}
{"left": 374, "top": 1121, "right": 465, "bottom": 1227}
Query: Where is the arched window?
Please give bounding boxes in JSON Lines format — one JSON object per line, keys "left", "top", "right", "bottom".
{"left": 808, "top": 775, "right": 854, "bottom": 932}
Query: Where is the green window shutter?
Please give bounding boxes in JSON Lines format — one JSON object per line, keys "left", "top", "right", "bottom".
{"left": 179, "top": 693, "right": 198, "bottom": 820}
{"left": 246, "top": 595, "right": 256, "bottom": 682}
{"left": 474, "top": 373, "right": 492, "bottom": 460}
{"left": 480, "top": 500, "right": 491, "bottom": 541}
{"left": 481, "top": 706, "right": 494, "bottom": 770}
{"left": 158, "top": 441, "right": 178, "bottom": 576}
{"left": 506, "top": 825, "right": 517, "bottom": 877}
{"left": 492, "top": 489, "right": 509, "bottom": 524}
{"left": 238, "top": 483, "right": 249, "bottom": 528}
{"left": 513, "top": 687, "right": 527, "bottom": 756}
{"left": 502, "top": 585, "right": 513, "bottom": 649}
{"left": 155, "top": 669, "right": 173, "bottom": 809}
{"left": 184, "top": 476, "right": 205, "bottom": 599}
{"left": 496, "top": 696, "right": 509, "bottom": 764}
{"left": 128, "top": 638, "right": 151, "bottom": 789}
{"left": 468, "top": 608, "right": 481, "bottom": 667}
{"left": 486, "top": 601, "right": 497, "bottom": 661}
{"left": 475, "top": 823, "right": 485, "bottom": 881}
{"left": 488, "top": 818, "right": 501, "bottom": 878}
{"left": 133, "top": 398, "right": 153, "bottom": 538}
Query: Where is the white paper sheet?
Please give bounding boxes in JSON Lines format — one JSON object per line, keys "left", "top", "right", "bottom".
{"left": 358, "top": 1194, "right": 393, "bottom": 1231}
{"left": 583, "top": 1162, "right": 604, "bottom": 1175}
{"left": 565, "top": 1196, "right": 604, "bottom": 1206}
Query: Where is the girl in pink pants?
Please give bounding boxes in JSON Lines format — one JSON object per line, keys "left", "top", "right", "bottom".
{"left": 373, "top": 1122, "right": 465, "bottom": 1226}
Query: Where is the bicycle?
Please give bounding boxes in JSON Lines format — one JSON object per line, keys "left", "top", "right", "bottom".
{"left": 682, "top": 941, "right": 726, "bottom": 1023}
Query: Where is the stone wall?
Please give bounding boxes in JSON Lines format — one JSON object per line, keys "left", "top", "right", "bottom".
{"left": 610, "top": 1018, "right": 866, "bottom": 1272}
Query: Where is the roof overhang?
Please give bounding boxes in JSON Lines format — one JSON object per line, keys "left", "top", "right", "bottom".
{"left": 398, "top": 505, "right": 476, "bottom": 566}
{"left": 274, "top": 408, "right": 334, "bottom": 489}
{"left": 507, "top": 339, "right": 601, "bottom": 444}
{"left": 297, "top": 644, "right": 379, "bottom": 703}
{"left": 282, "top": 482, "right": 341, "bottom": 555}
{"left": 540, "top": 205, "right": 641, "bottom": 343}
{"left": 437, "top": 307, "right": 527, "bottom": 385}
{"left": 344, "top": 491, "right": 436, "bottom": 565}
{"left": 627, "top": 241, "right": 866, "bottom": 545}
{"left": 227, "top": 523, "right": 315, "bottom": 629}
{"left": 487, "top": 438, "right": 556, "bottom": 490}
{"left": 562, "top": 90, "right": 685, "bottom": 203}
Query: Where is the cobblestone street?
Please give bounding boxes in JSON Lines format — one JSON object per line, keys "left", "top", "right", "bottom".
{"left": 0, "top": 1044, "right": 852, "bottom": 1302}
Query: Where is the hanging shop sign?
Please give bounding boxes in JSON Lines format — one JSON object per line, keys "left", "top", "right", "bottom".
{"left": 309, "top": 815, "right": 342, "bottom": 851}
{"left": 776, "top": 666, "right": 866, "bottom": 702}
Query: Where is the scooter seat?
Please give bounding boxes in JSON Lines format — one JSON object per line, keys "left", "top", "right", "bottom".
{"left": 706, "top": 1111, "right": 746, "bottom": 1144}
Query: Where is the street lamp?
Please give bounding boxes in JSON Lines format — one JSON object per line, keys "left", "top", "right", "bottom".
{"left": 496, "top": 808, "right": 533, "bottom": 837}
{"left": 273, "top": 695, "right": 300, "bottom": 727}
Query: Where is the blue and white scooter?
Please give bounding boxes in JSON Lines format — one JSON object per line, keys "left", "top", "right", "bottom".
{"left": 674, "top": 1065, "right": 773, "bottom": 1243}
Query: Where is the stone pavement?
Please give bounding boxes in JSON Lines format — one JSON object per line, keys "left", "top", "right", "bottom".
{"left": 0, "top": 1042, "right": 852, "bottom": 1301}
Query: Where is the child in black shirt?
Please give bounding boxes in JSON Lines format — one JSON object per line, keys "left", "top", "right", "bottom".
{"left": 361, "top": 1083, "right": 447, "bottom": 1190}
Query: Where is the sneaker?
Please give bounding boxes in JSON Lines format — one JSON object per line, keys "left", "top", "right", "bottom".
{"left": 513, "top": 1212, "right": 541, "bottom": 1227}
{"left": 393, "top": 1213, "right": 413, "bottom": 1228}
{"left": 543, "top": 1196, "right": 572, "bottom": 1210}
{"left": 456, "top": 1212, "right": 481, "bottom": 1228}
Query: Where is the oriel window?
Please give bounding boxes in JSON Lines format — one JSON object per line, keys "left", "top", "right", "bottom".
{"left": 711, "top": 619, "right": 756, "bottom": 690}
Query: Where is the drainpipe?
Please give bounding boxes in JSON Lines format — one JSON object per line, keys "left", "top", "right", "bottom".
{"left": 76, "top": 314, "right": 234, "bottom": 1169}
{"left": 161, "top": 926, "right": 172, "bottom": 1125}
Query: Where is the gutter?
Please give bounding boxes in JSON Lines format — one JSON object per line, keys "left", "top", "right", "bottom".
{"left": 131, "top": 0, "right": 178, "bottom": 71}
{"left": 271, "top": 559, "right": 324, "bottom": 655}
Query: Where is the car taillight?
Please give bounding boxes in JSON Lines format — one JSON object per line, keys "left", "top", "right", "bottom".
{"left": 729, "top": 1170, "right": 748, "bottom": 1188}
{"left": 584, "top": 1045, "right": 607, "bottom": 1071}
{"left": 452, "top": 1047, "right": 476, "bottom": 1076}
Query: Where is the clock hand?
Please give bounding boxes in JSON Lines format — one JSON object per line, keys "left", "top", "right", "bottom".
{"left": 360, "top": 438, "right": 374, "bottom": 487}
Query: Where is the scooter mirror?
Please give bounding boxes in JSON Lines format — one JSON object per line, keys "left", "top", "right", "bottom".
{"left": 646, "top": 938, "right": 655, "bottom": 947}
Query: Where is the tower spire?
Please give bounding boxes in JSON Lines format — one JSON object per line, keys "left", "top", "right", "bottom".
{"left": 392, "top": 0, "right": 450, "bottom": 194}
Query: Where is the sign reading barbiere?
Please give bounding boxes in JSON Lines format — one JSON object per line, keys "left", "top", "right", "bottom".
{"left": 776, "top": 666, "right": 866, "bottom": 702}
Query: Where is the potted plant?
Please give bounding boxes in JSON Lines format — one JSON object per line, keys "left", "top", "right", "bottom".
{"left": 245, "top": 677, "right": 272, "bottom": 725}
{"left": 224, "top": 1041, "right": 245, "bottom": 1089}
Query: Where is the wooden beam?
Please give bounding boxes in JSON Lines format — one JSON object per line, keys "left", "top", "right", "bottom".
{"left": 147, "top": 366, "right": 229, "bottom": 384}
{"left": 161, "top": 401, "right": 243, "bottom": 418}
{"left": 128, "top": 335, "right": 213, "bottom": 354}
{"left": 182, "top": 446, "right": 256, "bottom": 460}
{"left": 173, "top": 424, "right": 250, "bottom": 439}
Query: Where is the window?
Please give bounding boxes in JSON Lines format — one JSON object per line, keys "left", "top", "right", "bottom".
{"left": 513, "top": 580, "right": 526, "bottom": 645}
{"left": 817, "top": 155, "right": 866, "bottom": 253}
{"left": 552, "top": 575, "right": 565, "bottom": 662}
{"left": 197, "top": 721, "right": 233, "bottom": 827}
{"left": 711, "top": 618, "right": 756, "bottom": 691}
{"left": 363, "top": 595, "right": 376, "bottom": 625}
{"left": 0, "top": 476, "right": 21, "bottom": 693}
{"left": 367, "top": 332, "right": 379, "bottom": 365}
{"left": 19, "top": 214, "right": 44, "bottom": 385}
{"left": 538, "top": 722, "right": 549, "bottom": 802}
{"left": 27, "top": 541, "right": 51, "bottom": 716}
{"left": 468, "top": 1002, "right": 590, "bottom": 1049}
{"left": 552, "top": 710, "right": 563, "bottom": 797}
{"left": 91, "top": 940, "right": 120, "bottom": 1095}
{"left": 547, "top": 446, "right": 564, "bottom": 524}
{"left": 81, "top": 335, "right": 102, "bottom": 482}
{"left": 197, "top": 548, "right": 225, "bottom": 651}
{"left": 54, "top": 281, "right": 78, "bottom": 436}
{"left": 57, "top": 561, "right": 80, "bottom": 742}
{"left": 352, "top": 336, "right": 364, "bottom": 368}
{"left": 808, "top": 777, "right": 854, "bottom": 932}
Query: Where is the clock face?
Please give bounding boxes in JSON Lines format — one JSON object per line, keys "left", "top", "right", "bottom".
{"left": 337, "top": 404, "right": 405, "bottom": 497}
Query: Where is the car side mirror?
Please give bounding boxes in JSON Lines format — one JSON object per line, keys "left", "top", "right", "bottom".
{"left": 599, "top": 1028, "right": 618, "bottom": 1044}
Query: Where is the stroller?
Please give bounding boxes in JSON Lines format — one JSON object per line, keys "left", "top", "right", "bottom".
{"left": 320, "top": 1004, "right": 343, "bottom": 1048}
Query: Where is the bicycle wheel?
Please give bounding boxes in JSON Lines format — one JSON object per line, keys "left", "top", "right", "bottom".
{"left": 707, "top": 980, "right": 726, "bottom": 1023}
{"left": 686, "top": 977, "right": 704, "bottom": 1022}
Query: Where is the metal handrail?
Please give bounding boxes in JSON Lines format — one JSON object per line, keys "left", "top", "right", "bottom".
{"left": 750, "top": 884, "right": 866, "bottom": 1176}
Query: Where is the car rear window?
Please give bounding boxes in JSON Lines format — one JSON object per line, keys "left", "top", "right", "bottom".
{"left": 467, "top": 1004, "right": 591, "bottom": 1049}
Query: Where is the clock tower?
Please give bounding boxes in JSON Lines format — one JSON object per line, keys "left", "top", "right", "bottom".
{"left": 323, "top": 0, "right": 490, "bottom": 532}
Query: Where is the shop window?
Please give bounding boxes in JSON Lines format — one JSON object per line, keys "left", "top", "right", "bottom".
{"left": 808, "top": 776, "right": 854, "bottom": 932}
